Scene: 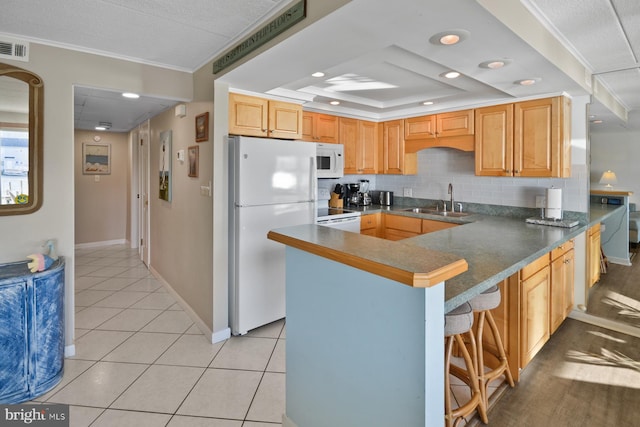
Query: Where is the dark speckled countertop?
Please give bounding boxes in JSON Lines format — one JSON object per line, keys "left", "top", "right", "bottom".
{"left": 275, "top": 202, "right": 625, "bottom": 312}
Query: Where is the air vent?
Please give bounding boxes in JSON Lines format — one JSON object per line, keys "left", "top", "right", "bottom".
{"left": 0, "top": 37, "right": 29, "bottom": 62}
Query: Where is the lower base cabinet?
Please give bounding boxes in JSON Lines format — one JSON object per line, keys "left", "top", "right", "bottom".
{"left": 360, "top": 213, "right": 382, "bottom": 237}
{"left": 484, "top": 242, "right": 574, "bottom": 382}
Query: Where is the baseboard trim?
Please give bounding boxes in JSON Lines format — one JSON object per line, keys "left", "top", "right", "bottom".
{"left": 148, "top": 266, "right": 224, "bottom": 344}
{"left": 74, "top": 239, "right": 127, "bottom": 249}
{"left": 569, "top": 310, "right": 640, "bottom": 338}
{"left": 282, "top": 414, "right": 298, "bottom": 427}
{"left": 607, "top": 255, "right": 632, "bottom": 266}
{"left": 64, "top": 344, "right": 76, "bottom": 357}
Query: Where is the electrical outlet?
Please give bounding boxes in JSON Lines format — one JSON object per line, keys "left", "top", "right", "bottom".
{"left": 318, "top": 188, "right": 331, "bottom": 199}
{"left": 403, "top": 187, "right": 413, "bottom": 197}
{"left": 535, "top": 196, "right": 545, "bottom": 208}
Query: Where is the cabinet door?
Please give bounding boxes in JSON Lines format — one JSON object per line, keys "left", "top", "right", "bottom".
{"left": 269, "top": 100, "right": 303, "bottom": 139}
{"left": 383, "top": 120, "right": 406, "bottom": 174}
{"left": 588, "top": 224, "right": 601, "bottom": 287}
{"left": 514, "top": 98, "right": 556, "bottom": 177}
{"left": 384, "top": 214, "right": 421, "bottom": 240}
{"left": 0, "top": 280, "right": 29, "bottom": 402}
{"left": 302, "top": 113, "right": 315, "bottom": 141}
{"left": 359, "top": 120, "right": 378, "bottom": 174}
{"left": 563, "top": 249, "right": 575, "bottom": 319}
{"left": 404, "top": 115, "right": 437, "bottom": 140}
{"left": 520, "top": 266, "right": 550, "bottom": 367}
{"left": 437, "top": 110, "right": 474, "bottom": 138}
{"left": 360, "top": 213, "right": 381, "bottom": 237}
{"left": 32, "top": 268, "right": 65, "bottom": 394}
{"left": 314, "top": 114, "right": 339, "bottom": 143}
{"left": 475, "top": 104, "right": 513, "bottom": 176}
{"left": 340, "top": 118, "right": 359, "bottom": 174}
{"left": 550, "top": 254, "right": 566, "bottom": 333}
{"left": 229, "top": 93, "right": 268, "bottom": 137}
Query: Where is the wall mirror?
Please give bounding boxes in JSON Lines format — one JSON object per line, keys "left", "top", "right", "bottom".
{"left": 0, "top": 63, "right": 43, "bottom": 215}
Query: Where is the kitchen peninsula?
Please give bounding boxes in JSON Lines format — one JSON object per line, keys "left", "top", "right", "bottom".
{"left": 268, "top": 206, "right": 622, "bottom": 427}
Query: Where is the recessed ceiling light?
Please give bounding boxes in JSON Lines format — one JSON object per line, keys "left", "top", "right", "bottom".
{"left": 95, "top": 126, "right": 107, "bottom": 131}
{"left": 312, "top": 72, "right": 325, "bottom": 78}
{"left": 442, "top": 71, "right": 461, "bottom": 79}
{"left": 95, "top": 121, "right": 112, "bottom": 131}
{"left": 422, "top": 101, "right": 434, "bottom": 106}
{"left": 429, "top": 30, "right": 470, "bottom": 46}
{"left": 479, "top": 59, "right": 512, "bottom": 69}
{"left": 122, "top": 92, "right": 140, "bottom": 99}
{"left": 517, "top": 78, "right": 540, "bottom": 86}
{"left": 330, "top": 100, "right": 340, "bottom": 105}
{"left": 591, "top": 120, "right": 603, "bottom": 124}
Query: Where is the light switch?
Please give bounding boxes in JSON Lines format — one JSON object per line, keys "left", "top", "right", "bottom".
{"left": 94, "top": 175, "right": 100, "bottom": 182}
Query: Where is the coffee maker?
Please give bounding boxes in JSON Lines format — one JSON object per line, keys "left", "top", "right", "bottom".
{"left": 345, "top": 183, "right": 360, "bottom": 206}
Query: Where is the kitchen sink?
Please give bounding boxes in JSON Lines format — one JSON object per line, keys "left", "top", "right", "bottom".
{"left": 402, "top": 207, "right": 469, "bottom": 217}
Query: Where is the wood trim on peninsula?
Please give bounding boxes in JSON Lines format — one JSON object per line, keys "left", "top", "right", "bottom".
{"left": 268, "top": 225, "right": 468, "bottom": 288}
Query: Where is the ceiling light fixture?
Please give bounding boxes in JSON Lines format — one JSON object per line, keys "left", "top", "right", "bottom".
{"left": 442, "top": 71, "right": 461, "bottom": 79}
{"left": 429, "top": 29, "right": 470, "bottom": 46}
{"left": 122, "top": 92, "right": 140, "bottom": 99}
{"left": 330, "top": 100, "right": 340, "bottom": 105}
{"left": 479, "top": 59, "right": 512, "bottom": 69}
{"left": 422, "top": 101, "right": 434, "bottom": 106}
{"left": 95, "top": 121, "right": 112, "bottom": 131}
{"left": 517, "top": 78, "right": 540, "bottom": 86}
{"left": 312, "top": 72, "right": 325, "bottom": 78}
{"left": 591, "top": 119, "right": 603, "bottom": 124}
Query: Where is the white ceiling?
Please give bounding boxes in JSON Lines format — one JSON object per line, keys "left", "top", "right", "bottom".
{"left": 1, "top": 0, "right": 638, "bottom": 133}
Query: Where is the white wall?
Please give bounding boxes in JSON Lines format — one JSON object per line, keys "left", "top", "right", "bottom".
{"left": 0, "top": 43, "right": 193, "bottom": 352}
{"left": 591, "top": 129, "right": 640, "bottom": 207}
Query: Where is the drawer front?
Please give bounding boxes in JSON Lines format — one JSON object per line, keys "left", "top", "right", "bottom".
{"left": 421, "top": 219, "right": 458, "bottom": 234}
{"left": 521, "top": 253, "right": 550, "bottom": 280}
{"left": 361, "top": 214, "right": 379, "bottom": 230}
{"left": 551, "top": 239, "right": 574, "bottom": 260}
{"left": 384, "top": 215, "right": 422, "bottom": 233}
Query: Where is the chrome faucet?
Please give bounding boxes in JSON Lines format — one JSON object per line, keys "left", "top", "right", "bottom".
{"left": 448, "top": 183, "right": 454, "bottom": 212}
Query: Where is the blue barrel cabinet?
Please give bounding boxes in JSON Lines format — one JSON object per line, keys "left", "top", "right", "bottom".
{"left": 0, "top": 257, "right": 65, "bottom": 403}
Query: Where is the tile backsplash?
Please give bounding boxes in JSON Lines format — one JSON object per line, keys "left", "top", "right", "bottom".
{"left": 319, "top": 148, "right": 588, "bottom": 213}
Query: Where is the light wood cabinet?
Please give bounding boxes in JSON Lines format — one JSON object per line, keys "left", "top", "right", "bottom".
{"left": 382, "top": 214, "right": 422, "bottom": 240}
{"left": 360, "top": 213, "right": 382, "bottom": 237}
{"left": 550, "top": 240, "right": 574, "bottom": 333}
{"left": 302, "top": 112, "right": 339, "bottom": 143}
{"left": 475, "top": 96, "right": 571, "bottom": 177}
{"left": 405, "top": 110, "right": 474, "bottom": 139}
{"left": 229, "top": 93, "right": 302, "bottom": 139}
{"left": 520, "top": 259, "right": 550, "bottom": 367}
{"left": 404, "top": 110, "right": 475, "bottom": 152}
{"left": 381, "top": 120, "right": 417, "bottom": 175}
{"left": 588, "top": 223, "right": 601, "bottom": 288}
{"left": 474, "top": 103, "right": 514, "bottom": 176}
{"left": 341, "top": 118, "right": 378, "bottom": 174}
{"left": 421, "top": 219, "right": 458, "bottom": 234}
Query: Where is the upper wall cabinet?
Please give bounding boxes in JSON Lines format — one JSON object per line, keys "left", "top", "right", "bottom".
{"left": 229, "top": 93, "right": 303, "bottom": 139}
{"left": 381, "top": 120, "right": 416, "bottom": 175}
{"left": 404, "top": 110, "right": 475, "bottom": 152}
{"left": 341, "top": 118, "right": 378, "bottom": 174}
{"left": 475, "top": 96, "right": 571, "bottom": 178}
{"left": 302, "top": 112, "right": 339, "bottom": 143}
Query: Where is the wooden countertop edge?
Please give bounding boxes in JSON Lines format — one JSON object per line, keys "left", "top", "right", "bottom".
{"left": 267, "top": 230, "right": 468, "bottom": 288}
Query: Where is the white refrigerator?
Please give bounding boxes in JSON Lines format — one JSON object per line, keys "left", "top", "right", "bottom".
{"left": 229, "top": 135, "right": 316, "bottom": 335}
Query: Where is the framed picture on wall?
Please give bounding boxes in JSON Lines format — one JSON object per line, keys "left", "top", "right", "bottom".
{"left": 159, "top": 130, "right": 172, "bottom": 202}
{"left": 195, "top": 112, "right": 209, "bottom": 142}
{"left": 82, "top": 143, "right": 111, "bottom": 174}
{"left": 188, "top": 145, "right": 199, "bottom": 177}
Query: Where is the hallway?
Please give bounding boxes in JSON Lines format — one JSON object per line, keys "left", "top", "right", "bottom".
{"left": 37, "top": 244, "right": 284, "bottom": 427}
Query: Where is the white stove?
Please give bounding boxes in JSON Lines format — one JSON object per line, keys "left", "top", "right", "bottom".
{"left": 316, "top": 207, "right": 361, "bottom": 232}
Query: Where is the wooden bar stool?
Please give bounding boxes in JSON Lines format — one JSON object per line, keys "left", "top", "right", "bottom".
{"left": 445, "top": 302, "right": 488, "bottom": 427}
{"left": 469, "top": 285, "right": 515, "bottom": 409}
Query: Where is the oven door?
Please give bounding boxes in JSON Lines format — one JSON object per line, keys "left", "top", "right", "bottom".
{"left": 316, "top": 216, "right": 361, "bottom": 233}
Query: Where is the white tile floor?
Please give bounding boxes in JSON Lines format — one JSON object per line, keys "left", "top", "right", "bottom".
{"left": 35, "top": 245, "right": 285, "bottom": 427}
{"left": 33, "top": 244, "right": 502, "bottom": 427}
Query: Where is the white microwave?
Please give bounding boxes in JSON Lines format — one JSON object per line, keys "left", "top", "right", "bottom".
{"left": 316, "top": 143, "right": 344, "bottom": 178}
